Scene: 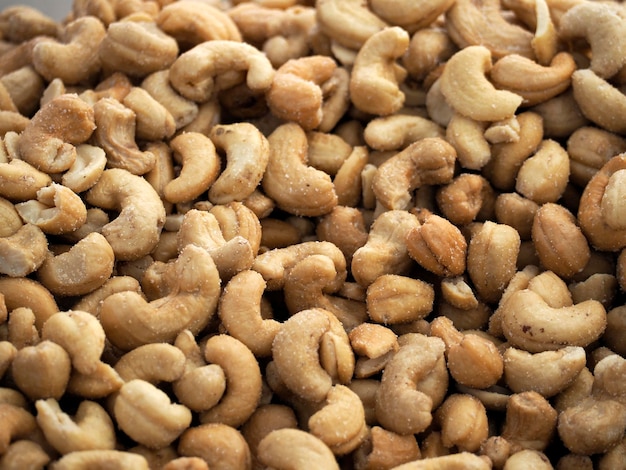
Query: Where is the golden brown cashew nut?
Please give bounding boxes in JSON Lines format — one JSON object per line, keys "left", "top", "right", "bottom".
{"left": 315, "top": 0, "right": 387, "bottom": 50}
{"left": 372, "top": 137, "right": 456, "bottom": 210}
{"left": 0, "top": 223, "right": 47, "bottom": 277}
{"left": 391, "top": 452, "right": 491, "bottom": 470}
{"left": 257, "top": 428, "right": 339, "bottom": 470}
{"left": 113, "top": 379, "right": 192, "bottom": 449}
{"left": 163, "top": 132, "right": 220, "bottom": 204}
{"left": 0, "top": 6, "right": 59, "bottom": 42}
{"left": 435, "top": 393, "right": 489, "bottom": 452}
{"left": 375, "top": 333, "right": 447, "bottom": 435}
{"left": 85, "top": 168, "right": 166, "bottom": 261}
{"left": 122, "top": 87, "right": 176, "bottom": 142}
{"left": 178, "top": 423, "right": 252, "bottom": 469}
{"left": 99, "top": 244, "right": 220, "bottom": 351}
{"left": 169, "top": 40, "right": 275, "bottom": 103}
{"left": 114, "top": 343, "right": 185, "bottom": 384}
{"left": 209, "top": 202, "right": 263, "bottom": 257}
{"left": 363, "top": 114, "right": 445, "bottom": 152}
{"left": 349, "top": 26, "right": 409, "bottom": 116}
{"left": 208, "top": 122, "right": 270, "bottom": 204}
{"left": 502, "top": 390, "right": 557, "bottom": 452}
{"left": 366, "top": 274, "right": 434, "bottom": 325}
{"left": 11, "top": 340, "right": 71, "bottom": 400}
{"left": 440, "top": 45, "right": 523, "bottom": 122}
{"left": 0, "top": 439, "right": 51, "bottom": 469}
{"left": 218, "top": 270, "right": 281, "bottom": 358}
{"left": 370, "top": 0, "right": 455, "bottom": 33}
{"left": 50, "top": 450, "right": 149, "bottom": 470}
{"left": 515, "top": 139, "right": 570, "bottom": 204}
{"left": 32, "top": 16, "right": 106, "bottom": 85}
{"left": 262, "top": 122, "right": 338, "bottom": 217}
{"left": 0, "top": 277, "right": 58, "bottom": 331}
{"left": 17, "top": 94, "right": 95, "bottom": 174}
{"left": 0, "top": 156, "right": 52, "bottom": 202}
{"left": 35, "top": 398, "right": 116, "bottom": 454}
{"left": 0, "top": 403, "right": 37, "bottom": 455}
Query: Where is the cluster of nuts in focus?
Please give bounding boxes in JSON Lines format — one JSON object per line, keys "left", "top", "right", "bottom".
{"left": 1, "top": 0, "right": 626, "bottom": 469}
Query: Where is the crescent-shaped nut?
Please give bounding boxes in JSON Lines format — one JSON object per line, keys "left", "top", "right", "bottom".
{"left": 262, "top": 122, "right": 337, "bottom": 217}
{"left": 178, "top": 423, "right": 252, "bottom": 469}
{"left": 363, "top": 114, "right": 445, "bottom": 152}
{"left": 440, "top": 45, "right": 523, "bottom": 121}
{"left": 0, "top": 158, "right": 51, "bottom": 202}
{"left": 48, "top": 450, "right": 149, "bottom": 470}
{"left": 370, "top": 0, "right": 455, "bottom": 33}
{"left": 0, "top": 223, "right": 47, "bottom": 277}
{"left": 257, "top": 428, "right": 339, "bottom": 470}
{"left": 208, "top": 122, "right": 270, "bottom": 204}
{"left": 122, "top": 87, "right": 176, "bottom": 142}
{"left": 114, "top": 343, "right": 186, "bottom": 384}
{"left": 349, "top": 26, "right": 409, "bottom": 116}
{"left": 0, "top": 277, "right": 58, "bottom": 330}
{"left": 169, "top": 40, "right": 275, "bottom": 102}
{"left": 571, "top": 69, "right": 626, "bottom": 134}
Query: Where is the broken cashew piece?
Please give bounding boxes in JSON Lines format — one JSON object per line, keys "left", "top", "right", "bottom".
{"left": 0, "top": 223, "right": 47, "bottom": 277}
{"left": 440, "top": 45, "right": 523, "bottom": 122}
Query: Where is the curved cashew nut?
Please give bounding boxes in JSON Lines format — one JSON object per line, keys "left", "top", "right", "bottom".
{"left": 122, "top": 87, "right": 176, "bottom": 142}
{"left": 0, "top": 223, "right": 47, "bottom": 277}
{"left": 99, "top": 244, "right": 221, "bottom": 351}
{"left": 0, "top": 403, "right": 37, "bottom": 455}
{"left": 0, "top": 158, "right": 51, "bottom": 202}
{"left": 17, "top": 93, "right": 95, "bottom": 173}
{"left": 207, "top": 122, "right": 269, "bottom": 204}
{"left": 272, "top": 308, "right": 354, "bottom": 403}
{"left": 372, "top": 137, "right": 456, "bottom": 210}
{"left": 200, "top": 334, "right": 262, "bottom": 428}
{"left": 141, "top": 70, "right": 199, "bottom": 130}
{"left": 178, "top": 423, "right": 252, "bottom": 469}
{"left": 169, "top": 40, "right": 275, "bottom": 102}
{"left": 308, "top": 384, "right": 368, "bottom": 455}
{"left": 375, "top": 334, "right": 447, "bottom": 435}
{"left": 503, "top": 346, "right": 586, "bottom": 397}
{"left": 267, "top": 56, "right": 337, "bottom": 130}
{"left": 32, "top": 16, "right": 106, "bottom": 85}
{"left": 11, "top": 340, "right": 71, "bottom": 400}
{"left": 61, "top": 144, "right": 107, "bottom": 194}
{"left": 559, "top": 2, "right": 626, "bottom": 79}
{"left": 0, "top": 440, "right": 50, "bottom": 469}
{"left": 164, "top": 132, "right": 220, "bottom": 204}
{"left": 363, "top": 114, "right": 445, "bottom": 152}
{"left": 35, "top": 398, "right": 116, "bottom": 454}
{"left": 218, "top": 270, "right": 281, "bottom": 357}
{"left": 351, "top": 210, "right": 420, "bottom": 287}
{"left": 262, "top": 122, "right": 338, "bottom": 217}
{"left": 41, "top": 310, "right": 105, "bottom": 376}
{"left": 113, "top": 379, "right": 192, "bottom": 449}
{"left": 370, "top": 0, "right": 455, "bottom": 33}
{"left": 315, "top": 0, "right": 388, "bottom": 50}
{"left": 515, "top": 139, "right": 570, "bottom": 204}
{"left": 36, "top": 232, "right": 114, "bottom": 297}
{"left": 85, "top": 168, "right": 166, "bottom": 261}
{"left": 391, "top": 452, "right": 492, "bottom": 470}
{"left": 209, "top": 202, "right": 263, "bottom": 257}
{"left": 114, "top": 343, "right": 186, "bottom": 384}
{"left": 0, "top": 277, "right": 58, "bottom": 331}
{"left": 440, "top": 45, "right": 523, "bottom": 121}
{"left": 257, "top": 428, "right": 339, "bottom": 470}
{"left": 92, "top": 97, "right": 156, "bottom": 175}
{"left": 349, "top": 26, "right": 409, "bottom": 116}
{"left": 48, "top": 450, "right": 149, "bottom": 470}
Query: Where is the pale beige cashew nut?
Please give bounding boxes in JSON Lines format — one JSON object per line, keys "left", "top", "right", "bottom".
{"left": 445, "top": 0, "right": 534, "bottom": 60}
{"left": 178, "top": 423, "right": 252, "bottom": 470}
{"left": 559, "top": 2, "right": 626, "bottom": 79}
{"left": 141, "top": 70, "right": 199, "bottom": 130}
{"left": 50, "top": 450, "right": 149, "bottom": 470}
{"left": 169, "top": 40, "right": 275, "bottom": 103}
{"left": 10, "top": 340, "right": 71, "bottom": 401}
{"left": 267, "top": 55, "right": 337, "bottom": 130}
{"left": 17, "top": 94, "right": 95, "bottom": 174}
{"left": 352, "top": 210, "right": 420, "bottom": 287}
{"left": 515, "top": 139, "right": 570, "bottom": 204}
{"left": 272, "top": 308, "right": 354, "bottom": 403}
{"left": 363, "top": 114, "right": 445, "bottom": 152}
{"left": 177, "top": 208, "right": 254, "bottom": 281}
{"left": 578, "top": 154, "right": 626, "bottom": 251}
{"left": 35, "top": 398, "right": 116, "bottom": 454}
{"left": 434, "top": 393, "right": 489, "bottom": 452}
{"left": 0, "top": 277, "right": 58, "bottom": 331}
{"left": 503, "top": 450, "right": 553, "bottom": 470}
{"left": 122, "top": 87, "right": 176, "bottom": 142}
{"left": 257, "top": 428, "right": 339, "bottom": 470}
{"left": 567, "top": 126, "right": 626, "bottom": 187}
{"left": 41, "top": 310, "right": 105, "bottom": 376}
{"left": 6, "top": 306, "right": 39, "bottom": 350}
{"left": 445, "top": 112, "right": 491, "bottom": 170}
{"left": 114, "top": 343, "right": 185, "bottom": 384}
{"left": 283, "top": 254, "right": 368, "bottom": 331}
{"left": 375, "top": 333, "right": 447, "bottom": 435}
{"left": 501, "top": 390, "right": 557, "bottom": 452}
{"left": 164, "top": 132, "right": 220, "bottom": 204}
{"left": 0, "top": 404, "right": 37, "bottom": 455}
{"left": 218, "top": 270, "right": 281, "bottom": 358}
{"left": 308, "top": 384, "right": 368, "bottom": 456}
{"left": 61, "top": 144, "right": 107, "bottom": 194}
{"left": 72, "top": 275, "right": 140, "bottom": 318}
{"left": 32, "top": 16, "right": 106, "bottom": 85}
{"left": 0, "top": 439, "right": 51, "bottom": 470}
{"left": 440, "top": 45, "right": 523, "bottom": 122}
{"left": 0, "top": 65, "right": 45, "bottom": 117}
{"left": 366, "top": 274, "right": 434, "bottom": 325}
{"left": 99, "top": 19, "right": 179, "bottom": 78}
{"left": 85, "top": 168, "right": 166, "bottom": 261}
{"left": 370, "top": 0, "right": 455, "bottom": 33}
{"left": 440, "top": 276, "right": 480, "bottom": 311}
{"left": 199, "top": 334, "right": 263, "bottom": 428}
{"left": 113, "top": 379, "right": 192, "bottom": 449}
{"left": 92, "top": 97, "right": 156, "bottom": 175}
{"left": 207, "top": 122, "right": 270, "bottom": 204}
{"left": 99, "top": 244, "right": 220, "bottom": 351}
{"left": 571, "top": 69, "right": 626, "bottom": 134}
{"left": 431, "top": 316, "right": 503, "bottom": 390}
{"left": 503, "top": 346, "right": 587, "bottom": 397}
{"left": 490, "top": 52, "right": 576, "bottom": 107}
{"left": 318, "top": 66, "right": 351, "bottom": 133}
{"left": 349, "top": 26, "right": 409, "bottom": 116}
{"left": 156, "top": 0, "right": 242, "bottom": 49}
{"left": 391, "top": 452, "right": 492, "bottom": 470}
{"left": 315, "top": 0, "right": 388, "bottom": 50}
{"left": 36, "top": 232, "right": 114, "bottom": 297}
{"left": 0, "top": 223, "right": 47, "bottom": 277}
{"left": 262, "top": 122, "right": 338, "bottom": 217}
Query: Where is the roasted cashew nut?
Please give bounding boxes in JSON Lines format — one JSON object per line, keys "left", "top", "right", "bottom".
{"left": 169, "top": 40, "right": 275, "bottom": 103}
{"left": 114, "top": 343, "right": 186, "bottom": 384}
{"left": 61, "top": 144, "right": 107, "bottom": 194}
{"left": 257, "top": 428, "right": 339, "bottom": 470}
{"left": 370, "top": 0, "right": 455, "bottom": 33}
{"left": 0, "top": 403, "right": 37, "bottom": 455}
{"left": 11, "top": 340, "right": 71, "bottom": 400}
{"left": 0, "top": 223, "right": 47, "bottom": 277}
{"left": 363, "top": 114, "right": 445, "bottom": 152}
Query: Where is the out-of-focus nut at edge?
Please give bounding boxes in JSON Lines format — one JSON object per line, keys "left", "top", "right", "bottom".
{"left": 0, "top": 277, "right": 58, "bottom": 331}
{"left": 48, "top": 450, "right": 149, "bottom": 470}
{"left": 0, "top": 403, "right": 37, "bottom": 455}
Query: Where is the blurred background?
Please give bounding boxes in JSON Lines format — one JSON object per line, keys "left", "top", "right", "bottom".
{"left": 1, "top": 0, "right": 74, "bottom": 21}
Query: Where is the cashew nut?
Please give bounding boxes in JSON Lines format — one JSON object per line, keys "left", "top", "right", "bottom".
{"left": 434, "top": 393, "right": 489, "bottom": 452}
{"left": 370, "top": 0, "right": 455, "bottom": 33}
{"left": 0, "top": 403, "right": 37, "bottom": 455}
{"left": 0, "top": 223, "right": 47, "bottom": 277}
{"left": 363, "top": 114, "right": 445, "bottom": 152}
{"left": 0, "top": 277, "right": 58, "bottom": 331}
{"left": 49, "top": 450, "right": 149, "bottom": 470}
{"left": 257, "top": 428, "right": 339, "bottom": 470}
{"left": 515, "top": 139, "right": 570, "bottom": 204}
{"left": 61, "top": 144, "right": 107, "bottom": 194}
{"left": 178, "top": 423, "right": 252, "bottom": 470}
{"left": 502, "top": 390, "right": 557, "bottom": 452}
{"left": 114, "top": 343, "right": 186, "bottom": 384}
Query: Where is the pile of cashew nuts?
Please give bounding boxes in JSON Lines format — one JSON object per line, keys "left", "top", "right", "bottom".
{"left": 1, "top": 0, "right": 626, "bottom": 468}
